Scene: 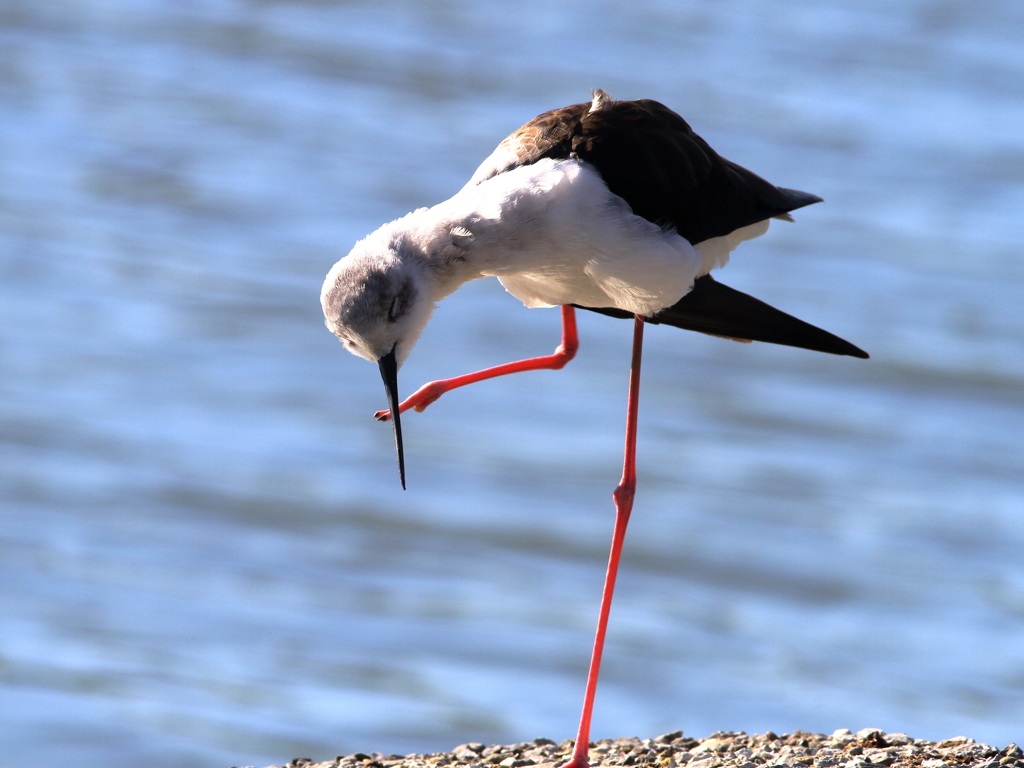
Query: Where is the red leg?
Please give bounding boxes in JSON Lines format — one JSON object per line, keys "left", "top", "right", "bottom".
{"left": 564, "top": 314, "right": 645, "bottom": 768}
{"left": 375, "top": 305, "right": 579, "bottom": 421}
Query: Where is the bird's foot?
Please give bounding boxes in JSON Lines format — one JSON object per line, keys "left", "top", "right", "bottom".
{"left": 374, "top": 380, "right": 448, "bottom": 421}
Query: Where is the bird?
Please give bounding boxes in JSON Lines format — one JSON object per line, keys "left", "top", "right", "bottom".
{"left": 321, "top": 89, "right": 867, "bottom": 768}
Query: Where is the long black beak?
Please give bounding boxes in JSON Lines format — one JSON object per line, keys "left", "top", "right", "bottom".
{"left": 377, "top": 347, "right": 406, "bottom": 489}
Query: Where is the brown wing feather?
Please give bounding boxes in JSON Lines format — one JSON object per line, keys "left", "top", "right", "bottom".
{"left": 469, "top": 101, "right": 589, "bottom": 184}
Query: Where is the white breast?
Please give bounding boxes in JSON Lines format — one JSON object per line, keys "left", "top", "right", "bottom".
{"left": 409, "top": 157, "right": 774, "bottom": 316}
{"left": 458, "top": 158, "right": 701, "bottom": 315}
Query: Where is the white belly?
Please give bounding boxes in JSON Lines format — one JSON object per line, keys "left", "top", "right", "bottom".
{"left": 425, "top": 157, "right": 772, "bottom": 315}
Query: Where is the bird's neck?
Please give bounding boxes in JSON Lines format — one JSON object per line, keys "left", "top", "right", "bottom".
{"left": 397, "top": 159, "right": 583, "bottom": 301}
{"left": 391, "top": 196, "right": 507, "bottom": 301}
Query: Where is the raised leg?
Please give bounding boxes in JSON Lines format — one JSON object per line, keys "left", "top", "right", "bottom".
{"left": 375, "top": 305, "right": 579, "bottom": 421}
{"left": 564, "top": 314, "right": 645, "bottom": 768}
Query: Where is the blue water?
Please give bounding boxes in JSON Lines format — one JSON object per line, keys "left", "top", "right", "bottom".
{"left": 2, "top": 1, "right": 1023, "bottom": 767}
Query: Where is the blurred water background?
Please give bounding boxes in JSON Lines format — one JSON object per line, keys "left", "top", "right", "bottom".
{"left": 2, "top": 1, "right": 1024, "bottom": 766}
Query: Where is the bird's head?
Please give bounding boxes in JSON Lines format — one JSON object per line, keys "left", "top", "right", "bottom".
{"left": 321, "top": 233, "right": 436, "bottom": 489}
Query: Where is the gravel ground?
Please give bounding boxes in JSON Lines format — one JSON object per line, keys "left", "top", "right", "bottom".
{"left": 246, "top": 729, "right": 1024, "bottom": 768}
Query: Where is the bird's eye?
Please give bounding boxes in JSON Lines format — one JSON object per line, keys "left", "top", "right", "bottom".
{"left": 387, "top": 295, "right": 404, "bottom": 322}
{"left": 387, "top": 278, "right": 415, "bottom": 323}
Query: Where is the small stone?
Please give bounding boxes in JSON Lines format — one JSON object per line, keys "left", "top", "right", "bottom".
{"left": 693, "top": 739, "right": 727, "bottom": 754}
{"left": 283, "top": 731, "right": 1021, "bottom": 768}
{"left": 937, "top": 738, "right": 970, "bottom": 748}
{"left": 855, "top": 730, "right": 885, "bottom": 747}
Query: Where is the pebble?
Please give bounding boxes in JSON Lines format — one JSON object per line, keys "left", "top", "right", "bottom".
{"left": 242, "top": 729, "right": 1019, "bottom": 768}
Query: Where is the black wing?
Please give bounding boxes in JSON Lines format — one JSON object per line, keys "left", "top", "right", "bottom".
{"left": 575, "top": 275, "right": 868, "bottom": 358}
{"left": 472, "top": 91, "right": 819, "bottom": 244}
{"left": 574, "top": 97, "right": 822, "bottom": 244}
{"left": 476, "top": 92, "right": 866, "bottom": 358}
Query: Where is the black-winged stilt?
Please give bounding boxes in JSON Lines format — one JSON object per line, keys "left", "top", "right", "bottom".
{"left": 321, "top": 89, "right": 867, "bottom": 768}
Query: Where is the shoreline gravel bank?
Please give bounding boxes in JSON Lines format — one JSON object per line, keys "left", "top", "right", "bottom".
{"left": 246, "top": 728, "right": 1024, "bottom": 768}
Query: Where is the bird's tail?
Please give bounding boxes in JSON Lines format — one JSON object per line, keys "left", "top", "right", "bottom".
{"left": 577, "top": 274, "right": 869, "bottom": 358}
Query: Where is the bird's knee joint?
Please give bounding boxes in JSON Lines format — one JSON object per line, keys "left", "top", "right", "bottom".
{"left": 612, "top": 482, "right": 636, "bottom": 507}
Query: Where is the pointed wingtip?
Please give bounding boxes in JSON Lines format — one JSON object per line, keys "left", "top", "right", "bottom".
{"left": 778, "top": 187, "right": 824, "bottom": 210}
